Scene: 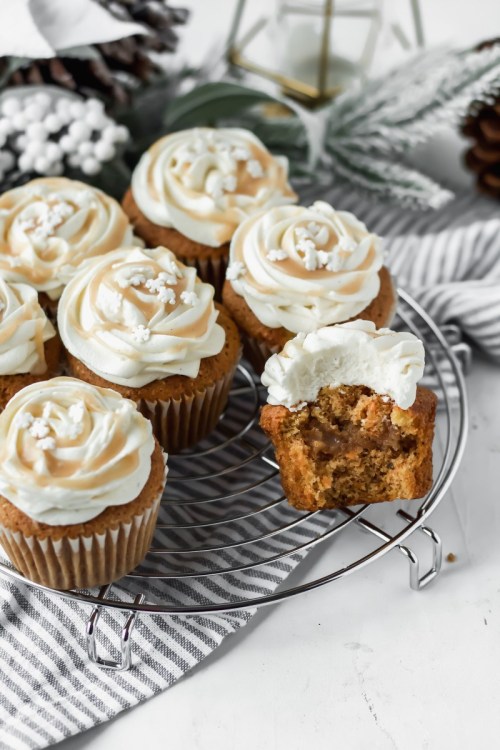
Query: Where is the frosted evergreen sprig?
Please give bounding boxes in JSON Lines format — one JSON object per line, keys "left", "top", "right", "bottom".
{"left": 324, "top": 43, "right": 500, "bottom": 207}
{"left": 0, "top": 89, "right": 129, "bottom": 185}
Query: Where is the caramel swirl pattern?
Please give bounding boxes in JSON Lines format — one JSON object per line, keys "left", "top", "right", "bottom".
{"left": 0, "top": 275, "right": 55, "bottom": 375}
{"left": 131, "top": 127, "right": 297, "bottom": 247}
{"left": 227, "top": 201, "right": 384, "bottom": 332}
{"left": 0, "top": 177, "right": 136, "bottom": 299}
{"left": 0, "top": 377, "right": 156, "bottom": 525}
{"left": 58, "top": 246, "right": 225, "bottom": 387}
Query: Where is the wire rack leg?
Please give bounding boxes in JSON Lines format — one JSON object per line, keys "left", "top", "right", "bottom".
{"left": 348, "top": 507, "right": 442, "bottom": 591}
{"left": 86, "top": 585, "right": 145, "bottom": 671}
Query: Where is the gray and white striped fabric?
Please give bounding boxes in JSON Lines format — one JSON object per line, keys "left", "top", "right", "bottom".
{"left": 0, "top": 188, "right": 498, "bottom": 749}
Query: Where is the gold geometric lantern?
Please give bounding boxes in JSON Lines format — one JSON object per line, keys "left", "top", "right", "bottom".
{"left": 226, "top": 0, "right": 425, "bottom": 108}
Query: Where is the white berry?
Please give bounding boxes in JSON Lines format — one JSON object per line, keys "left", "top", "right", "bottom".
{"left": 24, "top": 103, "right": 45, "bottom": 123}
{"left": 45, "top": 142, "right": 62, "bottom": 162}
{"left": 69, "top": 102, "right": 86, "bottom": 119}
{"left": 26, "top": 140, "right": 46, "bottom": 158}
{"left": 68, "top": 154, "right": 81, "bottom": 168}
{"left": 34, "top": 155, "right": 51, "bottom": 174}
{"left": 15, "top": 134, "right": 27, "bottom": 150}
{"left": 101, "top": 125, "right": 119, "bottom": 142}
{"left": 26, "top": 122, "right": 49, "bottom": 142}
{"left": 59, "top": 135, "right": 76, "bottom": 153}
{"left": 0, "top": 118, "right": 12, "bottom": 136}
{"left": 44, "top": 114, "right": 63, "bottom": 133}
{"left": 19, "top": 152, "right": 35, "bottom": 171}
{"left": 81, "top": 157, "right": 100, "bottom": 175}
{"left": 45, "top": 160, "right": 64, "bottom": 176}
{"left": 0, "top": 151, "right": 14, "bottom": 171}
{"left": 86, "top": 98, "right": 105, "bottom": 113}
{"left": 34, "top": 92, "right": 51, "bottom": 109}
{"left": 1, "top": 98, "right": 21, "bottom": 117}
{"left": 68, "top": 121, "right": 91, "bottom": 143}
{"left": 78, "top": 141, "right": 94, "bottom": 157}
{"left": 94, "top": 140, "right": 115, "bottom": 162}
{"left": 113, "top": 125, "right": 129, "bottom": 143}
{"left": 85, "top": 110, "right": 107, "bottom": 129}
{"left": 11, "top": 112, "right": 27, "bottom": 130}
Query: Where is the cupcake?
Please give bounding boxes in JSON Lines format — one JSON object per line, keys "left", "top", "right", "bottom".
{"left": 0, "top": 177, "right": 136, "bottom": 310}
{"left": 58, "top": 245, "right": 241, "bottom": 453}
{"left": 122, "top": 127, "right": 297, "bottom": 296}
{"left": 222, "top": 201, "right": 397, "bottom": 374}
{"left": 0, "top": 377, "right": 165, "bottom": 589}
{"left": 0, "top": 274, "right": 60, "bottom": 408}
{"left": 260, "top": 321, "right": 437, "bottom": 511}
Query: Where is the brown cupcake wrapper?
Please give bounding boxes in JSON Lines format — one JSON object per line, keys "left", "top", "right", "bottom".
{"left": 240, "top": 333, "right": 281, "bottom": 377}
{"left": 176, "top": 253, "right": 227, "bottom": 300}
{"left": 0, "top": 493, "right": 162, "bottom": 590}
{"left": 138, "top": 366, "right": 236, "bottom": 454}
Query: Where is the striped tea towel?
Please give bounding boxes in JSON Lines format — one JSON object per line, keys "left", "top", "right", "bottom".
{"left": 0, "top": 187, "right": 497, "bottom": 750}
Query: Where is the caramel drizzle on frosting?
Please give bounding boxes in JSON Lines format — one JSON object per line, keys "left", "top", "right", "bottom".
{"left": 0, "top": 177, "right": 132, "bottom": 286}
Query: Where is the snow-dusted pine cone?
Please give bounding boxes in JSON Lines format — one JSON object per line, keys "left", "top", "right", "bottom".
{"left": 1, "top": 1, "right": 188, "bottom": 105}
{"left": 462, "top": 39, "right": 500, "bottom": 199}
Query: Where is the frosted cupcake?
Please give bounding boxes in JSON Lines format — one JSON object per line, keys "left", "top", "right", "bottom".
{"left": 0, "top": 177, "right": 136, "bottom": 308}
{"left": 0, "top": 275, "right": 60, "bottom": 408}
{"left": 222, "top": 201, "right": 396, "bottom": 373}
{"left": 0, "top": 377, "right": 165, "bottom": 589}
{"left": 58, "top": 246, "right": 241, "bottom": 452}
{"left": 123, "top": 127, "right": 297, "bottom": 296}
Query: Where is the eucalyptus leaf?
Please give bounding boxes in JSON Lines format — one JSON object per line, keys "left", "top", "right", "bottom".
{"left": 164, "top": 82, "right": 275, "bottom": 129}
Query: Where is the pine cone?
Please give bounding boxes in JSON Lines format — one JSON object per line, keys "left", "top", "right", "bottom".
{"left": 462, "top": 39, "right": 500, "bottom": 199}
{"left": 1, "top": 1, "right": 188, "bottom": 105}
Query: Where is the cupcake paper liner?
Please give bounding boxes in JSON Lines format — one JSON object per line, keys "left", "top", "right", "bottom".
{"left": 177, "top": 253, "right": 227, "bottom": 300}
{"left": 240, "top": 332, "right": 281, "bottom": 376}
{"left": 138, "top": 366, "right": 236, "bottom": 454}
{"left": 0, "top": 493, "right": 162, "bottom": 590}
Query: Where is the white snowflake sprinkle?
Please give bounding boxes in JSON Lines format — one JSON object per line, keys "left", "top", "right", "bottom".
{"left": 15, "top": 412, "right": 34, "bottom": 429}
{"left": 108, "top": 290, "right": 123, "bottom": 314}
{"left": 145, "top": 278, "right": 166, "bottom": 293}
{"left": 180, "top": 290, "right": 199, "bottom": 306}
{"left": 66, "top": 422, "right": 84, "bottom": 440}
{"left": 222, "top": 174, "right": 237, "bottom": 192}
{"left": 226, "top": 261, "right": 246, "bottom": 281}
{"left": 247, "top": 159, "right": 264, "bottom": 178}
{"left": 132, "top": 324, "right": 151, "bottom": 343}
{"left": 68, "top": 401, "right": 85, "bottom": 424}
{"left": 129, "top": 273, "right": 147, "bottom": 287}
{"left": 267, "top": 249, "right": 289, "bottom": 262}
{"left": 316, "top": 250, "right": 330, "bottom": 267}
{"left": 158, "top": 287, "right": 176, "bottom": 304}
{"left": 37, "top": 436, "right": 56, "bottom": 451}
{"left": 29, "top": 418, "right": 50, "bottom": 439}
{"left": 232, "top": 147, "right": 250, "bottom": 161}
{"left": 161, "top": 260, "right": 183, "bottom": 279}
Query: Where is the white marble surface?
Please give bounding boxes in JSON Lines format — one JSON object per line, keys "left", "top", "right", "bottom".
{"left": 59, "top": 1, "right": 500, "bottom": 748}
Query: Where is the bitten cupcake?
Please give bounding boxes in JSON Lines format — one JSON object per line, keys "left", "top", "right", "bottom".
{"left": 123, "top": 127, "right": 297, "bottom": 296}
{"left": 0, "top": 177, "right": 136, "bottom": 308}
{"left": 222, "top": 201, "right": 396, "bottom": 373}
{"left": 58, "top": 246, "right": 241, "bottom": 452}
{"left": 260, "top": 321, "right": 437, "bottom": 511}
{"left": 0, "top": 377, "right": 166, "bottom": 589}
{"left": 0, "top": 275, "right": 60, "bottom": 408}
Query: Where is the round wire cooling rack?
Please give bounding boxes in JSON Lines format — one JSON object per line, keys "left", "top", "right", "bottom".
{"left": 0, "top": 290, "right": 468, "bottom": 670}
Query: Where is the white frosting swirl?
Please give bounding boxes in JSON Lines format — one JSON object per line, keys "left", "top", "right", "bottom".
{"left": 0, "top": 377, "right": 158, "bottom": 525}
{"left": 58, "top": 246, "right": 225, "bottom": 388}
{"left": 0, "top": 177, "right": 136, "bottom": 299}
{"left": 131, "top": 127, "right": 297, "bottom": 247}
{"left": 227, "top": 201, "right": 383, "bottom": 332}
{"left": 0, "top": 276, "right": 56, "bottom": 375}
{"left": 262, "top": 321, "right": 425, "bottom": 411}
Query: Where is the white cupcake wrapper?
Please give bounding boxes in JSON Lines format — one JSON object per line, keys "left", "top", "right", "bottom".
{"left": 138, "top": 366, "right": 236, "bottom": 454}
{"left": 0, "top": 493, "right": 162, "bottom": 590}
